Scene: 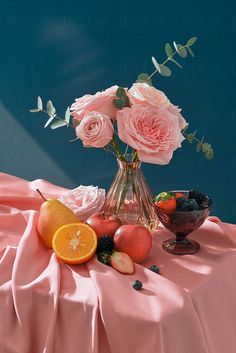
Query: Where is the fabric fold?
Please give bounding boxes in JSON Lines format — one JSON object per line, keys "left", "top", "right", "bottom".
{"left": 1, "top": 172, "right": 236, "bottom": 353}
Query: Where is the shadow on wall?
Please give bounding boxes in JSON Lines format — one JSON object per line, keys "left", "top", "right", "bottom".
{"left": 0, "top": 101, "right": 75, "bottom": 187}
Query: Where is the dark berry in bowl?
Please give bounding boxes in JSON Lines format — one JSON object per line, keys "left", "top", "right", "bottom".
{"left": 176, "top": 197, "right": 187, "bottom": 206}
{"left": 155, "top": 190, "right": 212, "bottom": 255}
{"left": 188, "top": 199, "right": 199, "bottom": 210}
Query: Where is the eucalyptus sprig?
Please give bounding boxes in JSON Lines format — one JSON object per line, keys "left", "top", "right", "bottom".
{"left": 29, "top": 96, "right": 72, "bottom": 129}
{"left": 113, "top": 87, "right": 130, "bottom": 109}
{"left": 137, "top": 37, "right": 197, "bottom": 85}
{"left": 182, "top": 125, "right": 214, "bottom": 160}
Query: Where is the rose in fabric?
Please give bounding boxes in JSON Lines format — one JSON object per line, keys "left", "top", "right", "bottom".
{"left": 128, "top": 82, "right": 187, "bottom": 130}
{"left": 117, "top": 104, "right": 185, "bottom": 165}
{"left": 59, "top": 186, "right": 106, "bottom": 221}
{"left": 75, "top": 112, "right": 114, "bottom": 148}
{"left": 71, "top": 86, "right": 119, "bottom": 121}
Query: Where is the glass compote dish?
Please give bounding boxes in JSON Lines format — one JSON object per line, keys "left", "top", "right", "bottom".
{"left": 155, "top": 191, "right": 212, "bottom": 255}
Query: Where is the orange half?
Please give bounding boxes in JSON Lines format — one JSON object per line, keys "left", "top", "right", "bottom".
{"left": 52, "top": 223, "right": 97, "bottom": 264}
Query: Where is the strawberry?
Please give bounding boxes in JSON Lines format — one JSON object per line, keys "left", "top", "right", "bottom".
{"left": 157, "top": 198, "right": 177, "bottom": 211}
{"left": 153, "top": 191, "right": 174, "bottom": 203}
{"left": 153, "top": 191, "right": 177, "bottom": 211}
{"left": 174, "top": 192, "right": 186, "bottom": 199}
{"left": 110, "top": 251, "right": 135, "bottom": 274}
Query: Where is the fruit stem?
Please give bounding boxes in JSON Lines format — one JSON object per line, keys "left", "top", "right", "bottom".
{"left": 36, "top": 189, "right": 47, "bottom": 202}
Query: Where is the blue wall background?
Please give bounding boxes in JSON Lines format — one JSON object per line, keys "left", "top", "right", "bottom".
{"left": 0, "top": 1, "right": 235, "bottom": 222}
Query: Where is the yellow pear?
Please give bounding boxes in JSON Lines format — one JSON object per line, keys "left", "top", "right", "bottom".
{"left": 36, "top": 189, "right": 81, "bottom": 248}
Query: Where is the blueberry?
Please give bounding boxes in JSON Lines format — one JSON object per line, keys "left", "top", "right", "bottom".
{"left": 149, "top": 265, "right": 160, "bottom": 274}
{"left": 176, "top": 197, "right": 186, "bottom": 206}
{"left": 132, "top": 280, "right": 143, "bottom": 290}
{"left": 181, "top": 201, "right": 191, "bottom": 211}
{"left": 188, "top": 199, "right": 199, "bottom": 210}
{"left": 176, "top": 197, "right": 187, "bottom": 206}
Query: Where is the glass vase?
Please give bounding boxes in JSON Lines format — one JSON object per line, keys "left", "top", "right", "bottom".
{"left": 102, "top": 156, "right": 159, "bottom": 229}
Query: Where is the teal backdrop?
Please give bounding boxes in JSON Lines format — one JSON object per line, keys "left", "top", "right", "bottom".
{"left": 0, "top": 1, "right": 235, "bottom": 222}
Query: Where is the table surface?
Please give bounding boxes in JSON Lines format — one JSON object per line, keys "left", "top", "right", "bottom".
{"left": 1, "top": 172, "right": 236, "bottom": 353}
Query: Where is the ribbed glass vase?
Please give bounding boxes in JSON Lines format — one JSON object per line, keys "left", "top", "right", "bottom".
{"left": 102, "top": 157, "right": 159, "bottom": 229}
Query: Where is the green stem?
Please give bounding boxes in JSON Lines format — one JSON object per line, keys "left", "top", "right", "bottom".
{"left": 111, "top": 138, "right": 127, "bottom": 161}
{"left": 41, "top": 110, "right": 74, "bottom": 129}
{"left": 132, "top": 149, "right": 138, "bottom": 162}
{"left": 148, "top": 44, "right": 188, "bottom": 80}
{"left": 104, "top": 145, "right": 118, "bottom": 157}
{"left": 124, "top": 144, "right": 129, "bottom": 157}
{"left": 182, "top": 132, "right": 203, "bottom": 144}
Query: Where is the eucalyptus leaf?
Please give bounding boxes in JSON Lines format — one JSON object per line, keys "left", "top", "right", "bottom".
{"left": 187, "top": 37, "right": 197, "bottom": 47}
{"left": 201, "top": 142, "right": 212, "bottom": 153}
{"left": 173, "top": 41, "right": 179, "bottom": 53}
{"left": 187, "top": 46, "right": 195, "bottom": 57}
{"left": 116, "top": 87, "right": 126, "bottom": 98}
{"left": 44, "top": 115, "right": 55, "bottom": 128}
{"left": 65, "top": 107, "right": 71, "bottom": 126}
{"left": 196, "top": 142, "right": 202, "bottom": 152}
{"left": 151, "top": 57, "right": 161, "bottom": 73}
{"left": 46, "top": 100, "right": 56, "bottom": 115}
{"left": 137, "top": 73, "right": 152, "bottom": 85}
{"left": 160, "top": 65, "right": 171, "bottom": 77}
{"left": 165, "top": 43, "right": 173, "bottom": 57}
{"left": 176, "top": 44, "right": 187, "bottom": 58}
{"left": 29, "top": 108, "right": 40, "bottom": 113}
{"left": 186, "top": 132, "right": 196, "bottom": 143}
{"left": 113, "top": 98, "right": 126, "bottom": 109}
{"left": 125, "top": 95, "right": 130, "bottom": 106}
{"left": 50, "top": 120, "right": 67, "bottom": 129}
{"left": 37, "top": 96, "right": 43, "bottom": 110}
{"left": 169, "top": 57, "right": 182, "bottom": 68}
{"left": 205, "top": 149, "right": 214, "bottom": 160}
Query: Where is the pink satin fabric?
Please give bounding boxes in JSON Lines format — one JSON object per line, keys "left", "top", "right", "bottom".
{"left": 1, "top": 172, "right": 236, "bottom": 353}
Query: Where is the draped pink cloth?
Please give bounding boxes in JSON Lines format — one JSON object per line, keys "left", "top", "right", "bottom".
{"left": 1, "top": 172, "right": 236, "bottom": 353}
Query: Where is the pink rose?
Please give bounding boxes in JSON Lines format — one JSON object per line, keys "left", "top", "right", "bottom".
{"left": 71, "top": 86, "right": 119, "bottom": 121}
{"left": 128, "top": 82, "right": 169, "bottom": 106}
{"left": 128, "top": 82, "right": 187, "bottom": 130}
{"left": 166, "top": 104, "right": 187, "bottom": 130}
{"left": 59, "top": 185, "right": 106, "bottom": 221}
{"left": 117, "top": 104, "right": 185, "bottom": 165}
{"left": 75, "top": 111, "right": 114, "bottom": 148}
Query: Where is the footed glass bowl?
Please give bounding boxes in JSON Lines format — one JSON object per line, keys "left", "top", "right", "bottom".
{"left": 155, "top": 191, "right": 212, "bottom": 255}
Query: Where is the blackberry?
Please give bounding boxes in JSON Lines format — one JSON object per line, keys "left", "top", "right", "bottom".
{"left": 149, "top": 265, "right": 160, "bottom": 274}
{"left": 97, "top": 252, "right": 111, "bottom": 266}
{"left": 97, "top": 236, "right": 114, "bottom": 254}
{"left": 132, "top": 280, "right": 143, "bottom": 290}
{"left": 189, "top": 190, "right": 207, "bottom": 205}
{"left": 188, "top": 199, "right": 199, "bottom": 210}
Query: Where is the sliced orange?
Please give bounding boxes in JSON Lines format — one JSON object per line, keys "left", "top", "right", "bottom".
{"left": 52, "top": 223, "right": 97, "bottom": 264}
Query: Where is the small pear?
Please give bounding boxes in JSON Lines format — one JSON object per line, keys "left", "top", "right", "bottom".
{"left": 36, "top": 189, "right": 81, "bottom": 248}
